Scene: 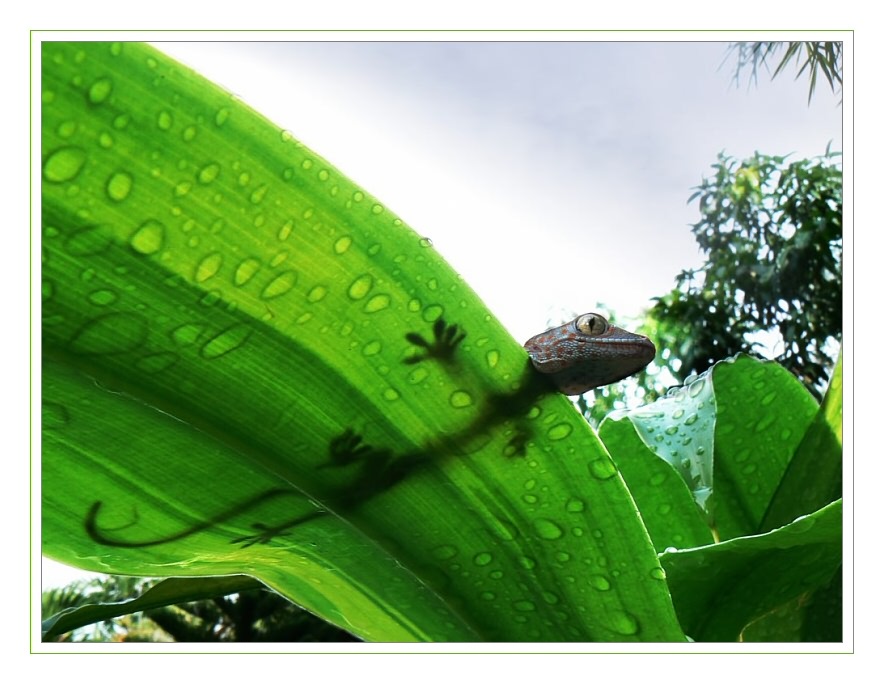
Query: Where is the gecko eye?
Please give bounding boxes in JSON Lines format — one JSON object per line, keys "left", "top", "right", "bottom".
{"left": 575, "top": 313, "right": 609, "bottom": 336}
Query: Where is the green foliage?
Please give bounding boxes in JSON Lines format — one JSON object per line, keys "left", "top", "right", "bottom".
{"left": 40, "top": 42, "right": 841, "bottom": 645}
{"left": 599, "top": 354, "right": 842, "bottom": 641}
{"left": 651, "top": 150, "right": 842, "bottom": 397}
{"left": 725, "top": 41, "right": 843, "bottom": 104}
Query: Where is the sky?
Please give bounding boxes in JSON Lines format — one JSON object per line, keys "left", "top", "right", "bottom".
{"left": 41, "top": 39, "right": 843, "bottom": 589}
{"left": 157, "top": 40, "right": 841, "bottom": 342}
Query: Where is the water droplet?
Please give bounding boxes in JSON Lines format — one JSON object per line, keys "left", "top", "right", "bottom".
{"left": 43, "top": 402, "right": 70, "bottom": 430}
{"left": 70, "top": 313, "right": 148, "bottom": 355}
{"left": 432, "top": 545, "right": 458, "bottom": 560}
{"left": 473, "top": 552, "right": 493, "bottom": 567}
{"left": 541, "top": 591, "right": 560, "bottom": 605}
{"left": 197, "top": 163, "right": 220, "bottom": 184}
{"left": 649, "top": 566, "right": 666, "bottom": 581}
{"left": 400, "top": 369, "right": 427, "bottom": 388}
{"left": 546, "top": 423, "right": 573, "bottom": 441}
{"left": 157, "top": 110, "right": 173, "bottom": 130}
{"left": 135, "top": 352, "right": 178, "bottom": 374}
{"left": 565, "top": 498, "right": 585, "bottom": 513}
{"left": 587, "top": 457, "right": 617, "bottom": 480}
{"left": 422, "top": 304, "right": 443, "bottom": 322}
{"left": 512, "top": 600, "right": 536, "bottom": 612}
{"left": 588, "top": 574, "right": 611, "bottom": 591}
{"left": 485, "top": 349, "right": 499, "bottom": 369}
{"left": 43, "top": 146, "right": 87, "bottom": 182}
{"left": 249, "top": 184, "right": 268, "bottom": 204}
{"left": 56, "top": 120, "right": 77, "bottom": 138}
{"left": 201, "top": 323, "right": 252, "bottom": 359}
{"left": 234, "top": 258, "right": 261, "bottom": 286}
{"left": 195, "top": 252, "right": 223, "bottom": 283}
{"left": 306, "top": 285, "right": 327, "bottom": 303}
{"left": 64, "top": 224, "right": 113, "bottom": 256}
{"left": 88, "top": 77, "right": 113, "bottom": 104}
{"left": 334, "top": 236, "right": 352, "bottom": 254}
{"left": 449, "top": 390, "right": 473, "bottom": 409}
{"left": 532, "top": 518, "right": 564, "bottom": 540}
{"left": 606, "top": 610, "right": 639, "bottom": 636}
{"left": 407, "top": 298, "right": 421, "bottom": 313}
{"left": 129, "top": 219, "right": 165, "bottom": 255}
{"left": 480, "top": 591, "right": 496, "bottom": 601}
{"left": 347, "top": 273, "right": 373, "bottom": 300}
{"left": 113, "top": 113, "right": 130, "bottom": 130}
{"left": 171, "top": 323, "right": 204, "bottom": 346}
{"left": 174, "top": 181, "right": 192, "bottom": 197}
{"left": 261, "top": 270, "right": 297, "bottom": 299}
{"left": 352, "top": 191, "right": 364, "bottom": 202}
{"left": 105, "top": 171, "right": 133, "bottom": 202}
{"left": 215, "top": 108, "right": 230, "bottom": 126}
{"left": 363, "top": 294, "right": 390, "bottom": 313}
{"left": 87, "top": 289, "right": 118, "bottom": 306}
{"left": 362, "top": 340, "right": 382, "bottom": 356}
{"left": 98, "top": 132, "right": 113, "bottom": 148}
{"left": 382, "top": 388, "right": 400, "bottom": 401}
{"left": 182, "top": 125, "right": 197, "bottom": 142}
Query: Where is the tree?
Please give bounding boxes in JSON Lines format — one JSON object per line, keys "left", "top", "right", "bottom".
{"left": 650, "top": 149, "right": 842, "bottom": 397}
{"left": 725, "top": 41, "right": 843, "bottom": 104}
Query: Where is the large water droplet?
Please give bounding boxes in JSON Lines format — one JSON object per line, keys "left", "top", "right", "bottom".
{"left": 261, "top": 271, "right": 297, "bottom": 299}
{"left": 70, "top": 313, "right": 148, "bottom": 355}
{"left": 195, "top": 252, "right": 223, "bottom": 283}
{"left": 234, "top": 258, "right": 261, "bottom": 286}
{"left": 606, "top": 610, "right": 639, "bottom": 636}
{"left": 348, "top": 273, "right": 373, "bottom": 300}
{"left": 364, "top": 294, "right": 390, "bottom": 313}
{"left": 88, "top": 77, "right": 113, "bottom": 104}
{"left": 449, "top": 390, "right": 473, "bottom": 409}
{"left": 334, "top": 236, "right": 352, "bottom": 254}
{"left": 547, "top": 423, "right": 573, "bottom": 441}
{"left": 532, "top": 518, "right": 564, "bottom": 540}
{"left": 129, "top": 219, "right": 165, "bottom": 255}
{"left": 43, "top": 146, "right": 87, "bottom": 183}
{"left": 197, "top": 163, "right": 220, "bottom": 184}
{"left": 587, "top": 457, "right": 617, "bottom": 480}
{"left": 106, "top": 171, "right": 133, "bottom": 202}
{"left": 201, "top": 323, "right": 252, "bottom": 359}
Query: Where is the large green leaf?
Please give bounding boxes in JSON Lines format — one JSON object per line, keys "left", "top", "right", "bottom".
{"left": 41, "top": 42, "right": 684, "bottom": 642}
{"left": 599, "top": 354, "right": 842, "bottom": 640}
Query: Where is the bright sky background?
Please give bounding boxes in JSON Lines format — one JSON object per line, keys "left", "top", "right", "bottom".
{"left": 41, "top": 39, "right": 843, "bottom": 589}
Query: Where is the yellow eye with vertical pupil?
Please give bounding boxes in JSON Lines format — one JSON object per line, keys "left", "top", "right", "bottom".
{"left": 575, "top": 313, "right": 609, "bottom": 336}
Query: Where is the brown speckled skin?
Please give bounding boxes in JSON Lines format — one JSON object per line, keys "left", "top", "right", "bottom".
{"left": 523, "top": 314, "right": 656, "bottom": 396}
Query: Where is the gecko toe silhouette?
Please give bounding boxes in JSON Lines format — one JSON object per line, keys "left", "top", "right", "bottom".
{"left": 404, "top": 318, "right": 466, "bottom": 364}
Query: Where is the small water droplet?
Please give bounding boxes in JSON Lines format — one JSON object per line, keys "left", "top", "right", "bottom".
{"left": 56, "top": 120, "right": 77, "bottom": 138}
{"left": 606, "top": 610, "right": 639, "bottom": 636}
{"left": 201, "top": 323, "right": 252, "bottom": 359}
{"left": 565, "top": 498, "right": 585, "bottom": 513}
{"left": 43, "top": 146, "right": 87, "bottom": 183}
{"left": 129, "top": 219, "right": 165, "bottom": 255}
{"left": 261, "top": 271, "right": 297, "bottom": 299}
{"left": 533, "top": 518, "right": 564, "bottom": 540}
{"left": 70, "top": 313, "right": 148, "bottom": 355}
{"left": 88, "top": 77, "right": 113, "bottom": 104}
{"left": 105, "top": 171, "right": 134, "bottom": 202}
{"left": 197, "top": 163, "right": 220, "bottom": 184}
{"left": 249, "top": 184, "right": 268, "bottom": 204}
{"left": 362, "top": 340, "right": 382, "bottom": 356}
{"left": 371, "top": 203, "right": 384, "bottom": 215}
{"left": 64, "top": 224, "right": 113, "bottom": 256}
{"left": 347, "top": 273, "right": 373, "bottom": 300}
{"left": 649, "top": 566, "right": 666, "bottom": 581}
{"left": 449, "top": 390, "right": 473, "bottom": 409}
{"left": 480, "top": 591, "right": 496, "bottom": 601}
{"left": 485, "top": 349, "right": 499, "bottom": 369}
{"left": 215, "top": 108, "right": 230, "bottom": 126}
{"left": 157, "top": 110, "right": 173, "bottom": 130}
{"left": 334, "top": 235, "right": 352, "bottom": 254}
{"left": 546, "top": 423, "right": 573, "bottom": 441}
{"left": 42, "top": 402, "right": 70, "bottom": 430}
{"left": 135, "top": 352, "right": 178, "bottom": 374}
{"left": 512, "top": 600, "right": 536, "bottom": 612}
{"left": 306, "top": 285, "right": 327, "bottom": 303}
{"left": 422, "top": 304, "right": 443, "bottom": 322}
{"left": 195, "top": 252, "right": 223, "bottom": 283}
{"left": 171, "top": 323, "right": 204, "bottom": 346}
{"left": 182, "top": 125, "right": 197, "bottom": 142}
{"left": 382, "top": 388, "right": 400, "bottom": 401}
{"left": 473, "top": 552, "right": 493, "bottom": 567}
{"left": 587, "top": 457, "right": 617, "bottom": 480}
{"left": 363, "top": 294, "right": 391, "bottom": 313}
{"left": 233, "top": 258, "right": 261, "bottom": 286}
{"left": 432, "top": 544, "right": 458, "bottom": 560}
{"left": 87, "top": 289, "right": 118, "bottom": 306}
